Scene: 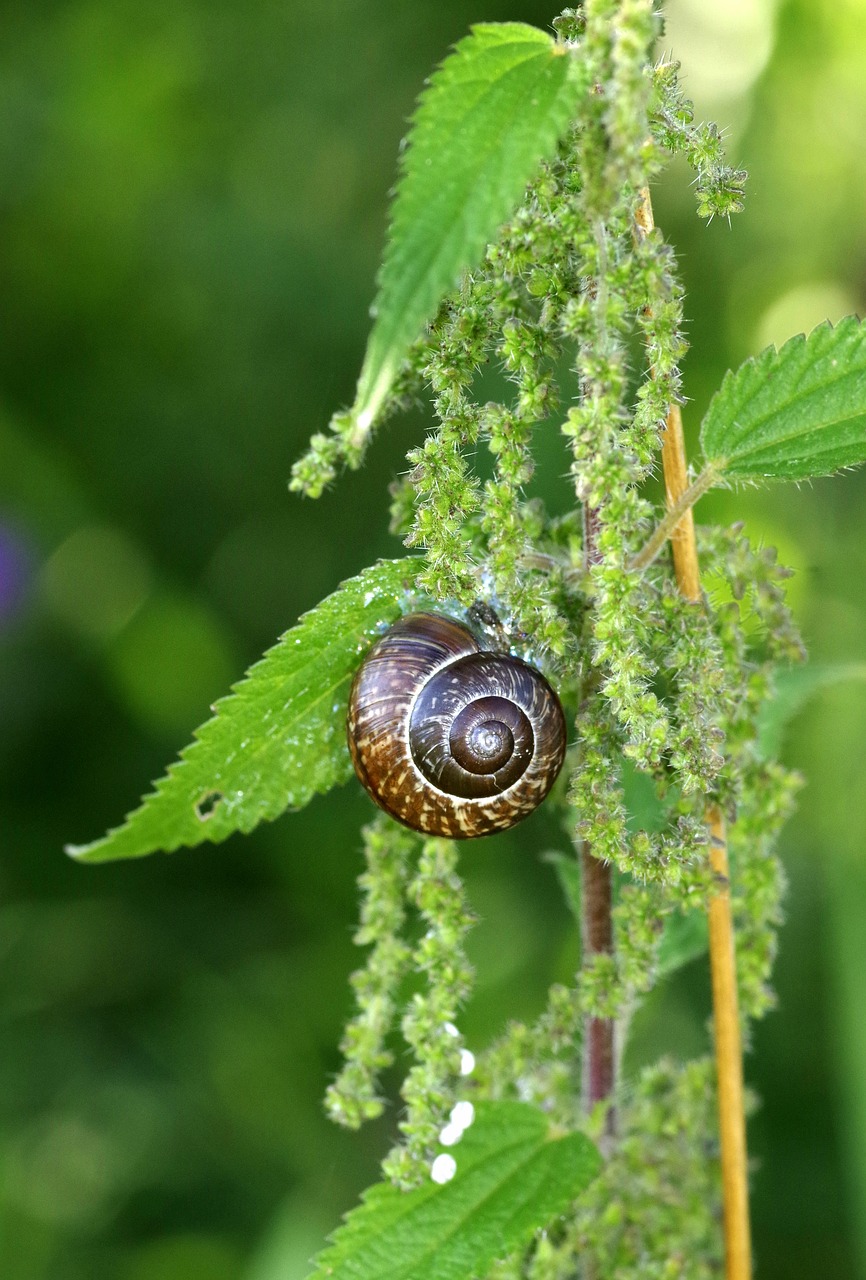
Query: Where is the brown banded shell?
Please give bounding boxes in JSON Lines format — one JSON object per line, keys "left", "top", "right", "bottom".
{"left": 347, "top": 612, "right": 567, "bottom": 838}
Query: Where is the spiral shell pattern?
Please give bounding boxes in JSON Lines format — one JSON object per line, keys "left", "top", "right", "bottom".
{"left": 347, "top": 613, "right": 567, "bottom": 838}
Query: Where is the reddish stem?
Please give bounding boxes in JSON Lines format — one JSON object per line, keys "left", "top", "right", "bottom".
{"left": 581, "top": 502, "right": 616, "bottom": 1133}
{"left": 581, "top": 845, "right": 615, "bottom": 1113}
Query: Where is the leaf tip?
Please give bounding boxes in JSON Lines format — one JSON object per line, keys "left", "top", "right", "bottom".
{"left": 64, "top": 837, "right": 110, "bottom": 864}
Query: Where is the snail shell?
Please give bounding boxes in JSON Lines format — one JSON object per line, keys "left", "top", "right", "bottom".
{"left": 347, "top": 612, "right": 567, "bottom": 838}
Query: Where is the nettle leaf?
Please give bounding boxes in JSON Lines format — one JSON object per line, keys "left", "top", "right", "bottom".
{"left": 700, "top": 316, "right": 866, "bottom": 479}
{"left": 756, "top": 661, "right": 866, "bottom": 760}
{"left": 350, "top": 22, "right": 588, "bottom": 434}
{"left": 657, "top": 909, "right": 709, "bottom": 979}
{"left": 622, "top": 757, "right": 669, "bottom": 834}
{"left": 306, "top": 1101, "right": 600, "bottom": 1280}
{"left": 68, "top": 559, "right": 418, "bottom": 863}
{"left": 544, "top": 851, "right": 582, "bottom": 921}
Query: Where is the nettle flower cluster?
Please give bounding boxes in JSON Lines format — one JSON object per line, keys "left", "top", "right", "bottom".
{"left": 296, "top": 2, "right": 802, "bottom": 1270}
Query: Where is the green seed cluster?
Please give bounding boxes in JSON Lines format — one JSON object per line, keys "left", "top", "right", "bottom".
{"left": 568, "top": 1058, "right": 725, "bottom": 1279}
{"left": 328, "top": 817, "right": 477, "bottom": 1188}
{"left": 470, "top": 982, "right": 584, "bottom": 1128}
{"left": 730, "top": 758, "right": 801, "bottom": 1021}
{"left": 325, "top": 816, "right": 415, "bottom": 1129}
{"left": 383, "top": 837, "right": 476, "bottom": 1188}
{"left": 650, "top": 60, "right": 748, "bottom": 222}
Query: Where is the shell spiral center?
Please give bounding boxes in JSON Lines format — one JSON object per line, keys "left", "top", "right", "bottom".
{"left": 346, "top": 612, "right": 567, "bottom": 839}
{"left": 409, "top": 659, "right": 536, "bottom": 799}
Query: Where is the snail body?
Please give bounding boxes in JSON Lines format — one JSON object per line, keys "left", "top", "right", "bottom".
{"left": 347, "top": 612, "right": 567, "bottom": 838}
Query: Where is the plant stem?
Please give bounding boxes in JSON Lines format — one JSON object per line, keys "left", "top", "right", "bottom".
{"left": 707, "top": 802, "right": 752, "bottom": 1280}
{"left": 581, "top": 845, "right": 615, "bottom": 1115}
{"left": 629, "top": 461, "right": 721, "bottom": 572}
{"left": 662, "top": 402, "right": 752, "bottom": 1280}
{"left": 638, "top": 188, "right": 752, "bottom": 1280}
{"left": 581, "top": 502, "right": 616, "bottom": 1138}
{"left": 658, "top": 401, "right": 703, "bottom": 603}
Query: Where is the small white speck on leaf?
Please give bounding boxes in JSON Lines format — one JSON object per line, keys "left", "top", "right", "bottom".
{"left": 438, "top": 1122, "right": 464, "bottom": 1147}
{"left": 450, "top": 1100, "right": 475, "bottom": 1131}
{"left": 431, "top": 1153, "right": 457, "bottom": 1184}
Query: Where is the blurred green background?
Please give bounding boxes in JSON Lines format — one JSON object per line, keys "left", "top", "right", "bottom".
{"left": 1, "top": 1, "right": 865, "bottom": 1276}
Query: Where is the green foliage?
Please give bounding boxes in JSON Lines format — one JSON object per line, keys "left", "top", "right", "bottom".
{"left": 656, "top": 908, "right": 709, "bottom": 979}
{"left": 6, "top": 0, "right": 866, "bottom": 1274}
{"left": 290, "top": 23, "right": 589, "bottom": 495}
{"left": 756, "top": 661, "right": 866, "bottom": 759}
{"left": 383, "top": 837, "right": 477, "bottom": 1188}
{"left": 67, "top": 559, "right": 416, "bottom": 862}
{"left": 649, "top": 61, "right": 747, "bottom": 221}
{"left": 325, "top": 823, "right": 480, "bottom": 1190}
{"left": 700, "top": 317, "right": 866, "bottom": 479}
{"left": 544, "top": 850, "right": 582, "bottom": 921}
{"left": 545, "top": 853, "right": 711, "bottom": 979}
{"left": 470, "top": 1061, "right": 722, "bottom": 1279}
{"left": 54, "top": 1, "right": 866, "bottom": 1273}
{"left": 326, "top": 817, "right": 417, "bottom": 1131}
{"left": 305, "top": 1101, "right": 600, "bottom": 1280}
{"left": 570, "top": 1059, "right": 723, "bottom": 1278}
{"left": 287, "top": 2, "right": 807, "bottom": 1236}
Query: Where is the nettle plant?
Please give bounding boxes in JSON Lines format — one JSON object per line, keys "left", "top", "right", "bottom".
{"left": 70, "top": 6, "right": 866, "bottom": 1279}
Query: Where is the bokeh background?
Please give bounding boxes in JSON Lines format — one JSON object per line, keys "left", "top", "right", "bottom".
{"left": 2, "top": 1, "right": 866, "bottom": 1276}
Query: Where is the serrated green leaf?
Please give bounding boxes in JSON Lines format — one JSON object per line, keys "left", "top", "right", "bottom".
{"left": 657, "top": 910, "right": 709, "bottom": 979}
{"left": 67, "top": 559, "right": 418, "bottom": 863}
{"left": 756, "top": 662, "right": 866, "bottom": 760}
{"left": 700, "top": 316, "right": 866, "bottom": 479}
{"left": 544, "top": 851, "right": 582, "bottom": 921}
{"left": 621, "top": 757, "right": 669, "bottom": 834}
{"left": 306, "top": 1101, "right": 600, "bottom": 1280}
{"left": 350, "top": 22, "right": 589, "bottom": 434}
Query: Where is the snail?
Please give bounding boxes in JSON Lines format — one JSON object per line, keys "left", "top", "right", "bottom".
{"left": 347, "top": 612, "right": 567, "bottom": 838}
